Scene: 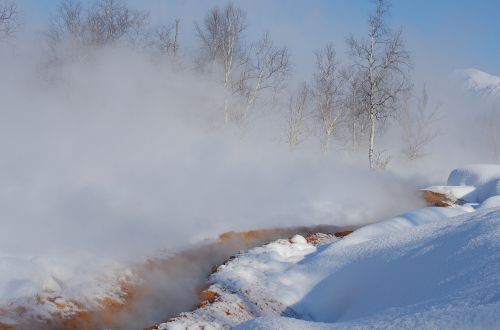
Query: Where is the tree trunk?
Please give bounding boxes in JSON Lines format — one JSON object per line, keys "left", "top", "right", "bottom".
{"left": 173, "top": 18, "right": 179, "bottom": 57}
{"left": 323, "top": 135, "right": 330, "bottom": 154}
{"left": 224, "top": 94, "right": 229, "bottom": 123}
{"left": 368, "top": 112, "right": 376, "bottom": 169}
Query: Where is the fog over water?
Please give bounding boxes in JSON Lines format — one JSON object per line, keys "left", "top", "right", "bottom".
{"left": 0, "top": 5, "right": 499, "bottom": 329}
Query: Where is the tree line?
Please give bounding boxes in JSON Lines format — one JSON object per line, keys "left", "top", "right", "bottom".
{"left": 1, "top": 0, "right": 449, "bottom": 169}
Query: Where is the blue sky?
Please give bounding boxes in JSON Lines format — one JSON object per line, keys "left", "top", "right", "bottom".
{"left": 21, "top": 0, "right": 500, "bottom": 78}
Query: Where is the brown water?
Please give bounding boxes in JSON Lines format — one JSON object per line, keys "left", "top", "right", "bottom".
{"left": 14, "top": 224, "right": 354, "bottom": 330}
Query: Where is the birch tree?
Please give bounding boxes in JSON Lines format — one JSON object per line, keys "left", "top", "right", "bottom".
{"left": 238, "top": 32, "right": 290, "bottom": 120}
{"left": 286, "top": 83, "right": 310, "bottom": 151}
{"left": 0, "top": 0, "right": 18, "bottom": 41}
{"left": 311, "top": 43, "right": 345, "bottom": 153}
{"left": 46, "top": 0, "right": 85, "bottom": 57}
{"left": 347, "top": 0, "right": 411, "bottom": 169}
{"left": 343, "top": 67, "right": 368, "bottom": 148}
{"left": 154, "top": 18, "right": 180, "bottom": 59}
{"left": 86, "top": 0, "right": 148, "bottom": 47}
{"left": 401, "top": 85, "right": 440, "bottom": 160}
{"left": 47, "top": 0, "right": 148, "bottom": 53}
{"left": 195, "top": 3, "right": 246, "bottom": 123}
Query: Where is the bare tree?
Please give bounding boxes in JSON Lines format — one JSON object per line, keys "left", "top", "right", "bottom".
{"left": 195, "top": 7, "right": 222, "bottom": 67}
{"left": 46, "top": 0, "right": 85, "bottom": 55}
{"left": 86, "top": 0, "right": 148, "bottom": 47}
{"left": 47, "top": 0, "right": 149, "bottom": 55}
{"left": 173, "top": 18, "right": 180, "bottom": 57}
{"left": 401, "top": 85, "right": 440, "bottom": 160}
{"left": 343, "top": 67, "right": 368, "bottom": 148}
{"left": 347, "top": 0, "right": 411, "bottom": 169}
{"left": 195, "top": 2, "right": 246, "bottom": 123}
{"left": 311, "top": 43, "right": 345, "bottom": 153}
{"left": 154, "top": 24, "right": 173, "bottom": 53}
{"left": 372, "top": 149, "right": 391, "bottom": 170}
{"left": 0, "top": 0, "right": 18, "bottom": 41}
{"left": 286, "top": 83, "right": 310, "bottom": 151}
{"left": 238, "top": 32, "right": 290, "bottom": 120}
{"left": 154, "top": 18, "right": 180, "bottom": 59}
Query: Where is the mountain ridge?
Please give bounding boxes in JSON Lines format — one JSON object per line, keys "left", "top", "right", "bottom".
{"left": 453, "top": 68, "right": 500, "bottom": 100}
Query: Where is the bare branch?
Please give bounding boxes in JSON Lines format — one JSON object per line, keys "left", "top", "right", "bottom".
{"left": 195, "top": 2, "right": 247, "bottom": 123}
{"left": 238, "top": 31, "right": 291, "bottom": 117}
{"left": 400, "top": 85, "right": 441, "bottom": 160}
{"left": 347, "top": 0, "right": 412, "bottom": 168}
{"left": 0, "top": 0, "right": 19, "bottom": 41}
{"left": 86, "top": 0, "right": 148, "bottom": 47}
{"left": 311, "top": 43, "right": 345, "bottom": 153}
{"left": 285, "top": 82, "right": 310, "bottom": 151}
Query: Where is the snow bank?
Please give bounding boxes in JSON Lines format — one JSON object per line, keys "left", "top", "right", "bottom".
{"left": 160, "top": 204, "right": 492, "bottom": 329}
{"left": 455, "top": 68, "right": 500, "bottom": 99}
{"left": 421, "top": 185, "right": 476, "bottom": 201}
{"left": 160, "top": 164, "right": 500, "bottom": 330}
{"left": 236, "top": 207, "right": 500, "bottom": 329}
{"left": 446, "top": 164, "right": 500, "bottom": 203}
{"left": 480, "top": 195, "right": 500, "bottom": 209}
{"left": 339, "top": 206, "right": 468, "bottom": 246}
{"left": 0, "top": 252, "right": 134, "bottom": 325}
{"left": 159, "top": 234, "right": 334, "bottom": 330}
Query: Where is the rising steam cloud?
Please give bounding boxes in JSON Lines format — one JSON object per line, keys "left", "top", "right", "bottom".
{"left": 0, "top": 43, "right": 428, "bottom": 262}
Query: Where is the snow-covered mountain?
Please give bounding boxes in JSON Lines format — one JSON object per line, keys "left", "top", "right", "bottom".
{"left": 454, "top": 68, "right": 500, "bottom": 100}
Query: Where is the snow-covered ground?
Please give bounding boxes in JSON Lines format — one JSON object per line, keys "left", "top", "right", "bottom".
{"left": 0, "top": 252, "right": 135, "bottom": 326}
{"left": 454, "top": 68, "right": 500, "bottom": 100}
{"left": 160, "top": 164, "right": 500, "bottom": 330}
{"left": 2, "top": 164, "right": 500, "bottom": 329}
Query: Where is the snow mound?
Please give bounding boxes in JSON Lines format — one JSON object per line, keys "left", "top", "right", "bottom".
{"left": 0, "top": 252, "right": 134, "bottom": 326}
{"left": 446, "top": 164, "right": 500, "bottom": 203}
{"left": 160, "top": 204, "right": 487, "bottom": 330}
{"left": 290, "top": 235, "right": 307, "bottom": 244}
{"left": 338, "top": 206, "right": 469, "bottom": 246}
{"left": 163, "top": 164, "right": 500, "bottom": 330}
{"left": 454, "top": 68, "right": 500, "bottom": 99}
{"left": 480, "top": 195, "right": 500, "bottom": 209}
{"left": 158, "top": 235, "right": 337, "bottom": 330}
{"left": 422, "top": 185, "right": 476, "bottom": 201}
{"left": 236, "top": 207, "right": 500, "bottom": 329}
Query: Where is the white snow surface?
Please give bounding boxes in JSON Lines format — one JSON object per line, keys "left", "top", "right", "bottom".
{"left": 3, "top": 165, "right": 500, "bottom": 328}
{"left": 0, "top": 251, "right": 134, "bottom": 324}
{"left": 162, "top": 165, "right": 500, "bottom": 330}
{"left": 454, "top": 68, "right": 500, "bottom": 99}
{"left": 446, "top": 164, "right": 500, "bottom": 203}
{"left": 422, "top": 185, "right": 476, "bottom": 201}
{"left": 233, "top": 206, "right": 500, "bottom": 330}
{"left": 480, "top": 195, "right": 500, "bottom": 209}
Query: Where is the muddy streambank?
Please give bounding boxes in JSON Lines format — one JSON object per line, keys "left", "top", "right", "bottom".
{"left": 12, "top": 224, "right": 355, "bottom": 330}
{"left": 107, "top": 224, "right": 355, "bottom": 330}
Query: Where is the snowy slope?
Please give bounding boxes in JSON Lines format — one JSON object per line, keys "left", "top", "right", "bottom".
{"left": 423, "top": 164, "right": 500, "bottom": 205}
{"left": 233, "top": 166, "right": 500, "bottom": 330}
{"left": 454, "top": 68, "right": 500, "bottom": 100}
{"left": 447, "top": 164, "right": 500, "bottom": 203}
{"left": 160, "top": 165, "right": 500, "bottom": 330}
{"left": 159, "top": 206, "right": 478, "bottom": 330}
{"left": 0, "top": 252, "right": 135, "bottom": 326}
{"left": 236, "top": 207, "right": 500, "bottom": 330}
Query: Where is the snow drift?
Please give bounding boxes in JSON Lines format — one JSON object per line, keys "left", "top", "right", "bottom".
{"left": 158, "top": 165, "right": 500, "bottom": 330}
{"left": 235, "top": 206, "right": 500, "bottom": 329}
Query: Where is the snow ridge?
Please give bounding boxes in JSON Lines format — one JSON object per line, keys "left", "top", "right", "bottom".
{"left": 160, "top": 165, "right": 500, "bottom": 330}
{"left": 454, "top": 68, "right": 500, "bottom": 99}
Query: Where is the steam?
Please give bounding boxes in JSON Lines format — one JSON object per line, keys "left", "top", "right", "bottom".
{"left": 0, "top": 2, "right": 498, "bottom": 328}
{"left": 0, "top": 43, "right": 426, "bottom": 262}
